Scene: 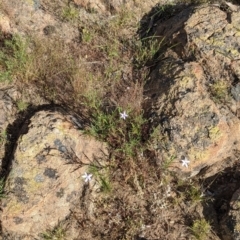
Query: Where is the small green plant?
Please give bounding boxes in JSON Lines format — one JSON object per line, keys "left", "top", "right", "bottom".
{"left": 115, "top": 111, "right": 146, "bottom": 158}
{"left": 190, "top": 219, "right": 211, "bottom": 240}
{"left": 161, "top": 155, "right": 176, "bottom": 171}
{"left": 99, "top": 175, "right": 112, "bottom": 193}
{"left": 86, "top": 97, "right": 146, "bottom": 159}
{"left": 62, "top": 5, "right": 78, "bottom": 22}
{"left": 16, "top": 99, "right": 28, "bottom": 111}
{"left": 89, "top": 165, "right": 112, "bottom": 193}
{"left": 0, "top": 35, "right": 30, "bottom": 82}
{"left": 134, "top": 36, "right": 165, "bottom": 67}
{"left": 120, "top": 138, "right": 141, "bottom": 157}
{"left": 86, "top": 96, "right": 115, "bottom": 140}
{"left": 41, "top": 224, "right": 66, "bottom": 240}
{"left": 0, "top": 130, "right": 8, "bottom": 146}
{"left": 98, "top": 39, "right": 121, "bottom": 60}
{"left": 148, "top": 125, "right": 161, "bottom": 145}
{"left": 81, "top": 28, "right": 94, "bottom": 43}
{"left": 0, "top": 33, "right": 82, "bottom": 105}
{"left": 176, "top": 179, "right": 204, "bottom": 204}
{"left": 187, "top": 184, "right": 203, "bottom": 203}
{"left": 92, "top": 111, "right": 114, "bottom": 138}
{"left": 103, "top": 61, "right": 122, "bottom": 80}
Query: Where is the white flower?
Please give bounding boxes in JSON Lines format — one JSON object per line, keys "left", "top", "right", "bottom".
{"left": 120, "top": 111, "right": 128, "bottom": 120}
{"left": 82, "top": 172, "right": 92, "bottom": 183}
{"left": 181, "top": 157, "right": 190, "bottom": 168}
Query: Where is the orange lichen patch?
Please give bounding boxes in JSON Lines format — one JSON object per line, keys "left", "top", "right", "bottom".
{"left": 187, "top": 119, "right": 240, "bottom": 173}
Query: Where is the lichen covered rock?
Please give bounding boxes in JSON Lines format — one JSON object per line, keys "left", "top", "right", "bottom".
{"left": 144, "top": 5, "right": 240, "bottom": 176}
{"left": 1, "top": 110, "right": 107, "bottom": 239}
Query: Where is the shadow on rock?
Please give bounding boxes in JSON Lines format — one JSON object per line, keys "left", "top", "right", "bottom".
{"left": 137, "top": 3, "right": 195, "bottom": 63}
{"left": 201, "top": 157, "right": 240, "bottom": 239}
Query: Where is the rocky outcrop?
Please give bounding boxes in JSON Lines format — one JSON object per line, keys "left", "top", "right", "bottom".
{"left": 1, "top": 110, "right": 107, "bottom": 239}
{"left": 144, "top": 4, "right": 240, "bottom": 177}
{"left": 2, "top": 0, "right": 240, "bottom": 238}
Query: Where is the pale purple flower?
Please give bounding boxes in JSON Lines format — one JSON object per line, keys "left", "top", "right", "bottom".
{"left": 181, "top": 157, "right": 190, "bottom": 168}
{"left": 120, "top": 111, "right": 128, "bottom": 120}
{"left": 82, "top": 172, "right": 92, "bottom": 183}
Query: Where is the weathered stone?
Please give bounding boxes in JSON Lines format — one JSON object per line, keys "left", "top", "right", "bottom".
{"left": 1, "top": 110, "right": 107, "bottom": 239}
{"left": 144, "top": 6, "right": 240, "bottom": 177}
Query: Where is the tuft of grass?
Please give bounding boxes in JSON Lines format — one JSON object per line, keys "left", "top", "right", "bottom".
{"left": 87, "top": 111, "right": 116, "bottom": 139}
{"left": 41, "top": 224, "right": 66, "bottom": 240}
{"left": 81, "top": 28, "right": 94, "bottom": 43}
{"left": 87, "top": 101, "right": 146, "bottom": 157}
{"left": 0, "top": 35, "right": 30, "bottom": 82}
{"left": 61, "top": 5, "right": 78, "bottom": 22}
{"left": 117, "top": 112, "right": 146, "bottom": 158}
{"left": 0, "top": 34, "right": 84, "bottom": 104}
{"left": 89, "top": 165, "right": 112, "bottom": 193}
{"left": 161, "top": 155, "right": 176, "bottom": 171}
{"left": 16, "top": 99, "right": 29, "bottom": 112}
{"left": 0, "top": 34, "right": 75, "bottom": 84}
{"left": 133, "top": 36, "right": 165, "bottom": 68}
{"left": 102, "top": 39, "right": 121, "bottom": 59}
{"left": 176, "top": 179, "right": 204, "bottom": 204}
{"left": 85, "top": 97, "right": 117, "bottom": 140}
{"left": 190, "top": 218, "right": 211, "bottom": 240}
{"left": 0, "top": 130, "right": 8, "bottom": 146}
{"left": 187, "top": 184, "right": 204, "bottom": 203}
{"left": 99, "top": 175, "right": 112, "bottom": 193}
